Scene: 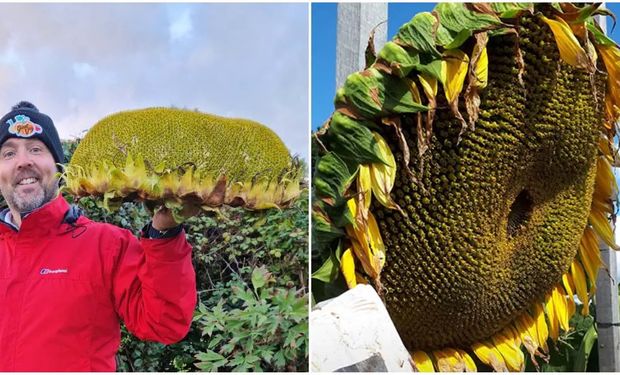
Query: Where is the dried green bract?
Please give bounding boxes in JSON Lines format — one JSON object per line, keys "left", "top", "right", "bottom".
{"left": 65, "top": 108, "right": 301, "bottom": 212}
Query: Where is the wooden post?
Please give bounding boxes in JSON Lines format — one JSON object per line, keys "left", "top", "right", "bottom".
{"left": 335, "top": 3, "right": 387, "bottom": 89}
{"left": 595, "top": 8, "right": 620, "bottom": 372}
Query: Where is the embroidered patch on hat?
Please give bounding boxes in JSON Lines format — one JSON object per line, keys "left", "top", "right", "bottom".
{"left": 6, "top": 114, "right": 43, "bottom": 138}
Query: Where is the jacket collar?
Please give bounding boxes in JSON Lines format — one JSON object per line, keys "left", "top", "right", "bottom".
{"left": 0, "top": 194, "right": 69, "bottom": 236}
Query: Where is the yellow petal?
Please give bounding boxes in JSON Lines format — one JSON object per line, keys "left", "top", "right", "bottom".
{"left": 340, "top": 248, "right": 357, "bottom": 289}
{"left": 367, "top": 211, "right": 386, "bottom": 270}
{"left": 544, "top": 292, "right": 559, "bottom": 341}
{"left": 595, "top": 156, "right": 617, "bottom": 200}
{"left": 492, "top": 327, "right": 525, "bottom": 372}
{"left": 570, "top": 260, "right": 590, "bottom": 315}
{"left": 540, "top": 15, "right": 589, "bottom": 68}
{"left": 406, "top": 77, "right": 422, "bottom": 103}
{"left": 514, "top": 312, "right": 540, "bottom": 358}
{"left": 552, "top": 284, "right": 570, "bottom": 332}
{"left": 562, "top": 273, "right": 576, "bottom": 318}
{"left": 474, "top": 47, "right": 488, "bottom": 89}
{"left": 598, "top": 45, "right": 620, "bottom": 117}
{"left": 433, "top": 348, "right": 466, "bottom": 372}
{"left": 589, "top": 209, "right": 619, "bottom": 250}
{"left": 579, "top": 228, "right": 602, "bottom": 296}
{"left": 472, "top": 341, "right": 508, "bottom": 372}
{"left": 345, "top": 198, "right": 382, "bottom": 277}
{"left": 418, "top": 73, "right": 438, "bottom": 99}
{"left": 442, "top": 49, "right": 470, "bottom": 104}
{"left": 533, "top": 303, "right": 549, "bottom": 353}
{"left": 456, "top": 349, "right": 477, "bottom": 372}
{"left": 358, "top": 164, "right": 372, "bottom": 212}
{"left": 369, "top": 132, "right": 398, "bottom": 210}
{"left": 412, "top": 351, "right": 435, "bottom": 372}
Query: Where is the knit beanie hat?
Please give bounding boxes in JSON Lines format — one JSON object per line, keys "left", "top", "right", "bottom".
{"left": 0, "top": 101, "right": 65, "bottom": 166}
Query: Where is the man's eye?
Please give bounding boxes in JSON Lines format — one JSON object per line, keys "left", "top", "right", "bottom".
{"left": 31, "top": 147, "right": 41, "bottom": 153}
{"left": 2, "top": 151, "right": 15, "bottom": 159}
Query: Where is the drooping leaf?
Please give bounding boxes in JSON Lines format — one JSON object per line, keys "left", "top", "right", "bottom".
{"left": 312, "top": 248, "right": 340, "bottom": 283}
{"left": 326, "top": 112, "right": 386, "bottom": 166}
{"left": 394, "top": 12, "right": 441, "bottom": 58}
{"left": 341, "top": 68, "right": 428, "bottom": 119}
{"left": 313, "top": 152, "right": 354, "bottom": 206}
{"left": 416, "top": 58, "right": 447, "bottom": 84}
{"left": 433, "top": 3, "right": 502, "bottom": 49}
{"left": 375, "top": 41, "right": 420, "bottom": 78}
{"left": 490, "top": 3, "right": 534, "bottom": 19}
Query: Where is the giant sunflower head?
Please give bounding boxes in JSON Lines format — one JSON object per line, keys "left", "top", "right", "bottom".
{"left": 312, "top": 3, "right": 620, "bottom": 372}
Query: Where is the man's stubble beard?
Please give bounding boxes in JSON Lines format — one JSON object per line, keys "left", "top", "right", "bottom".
{"left": 2, "top": 180, "right": 58, "bottom": 214}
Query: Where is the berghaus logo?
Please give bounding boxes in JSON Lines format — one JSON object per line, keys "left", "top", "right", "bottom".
{"left": 40, "top": 268, "right": 68, "bottom": 275}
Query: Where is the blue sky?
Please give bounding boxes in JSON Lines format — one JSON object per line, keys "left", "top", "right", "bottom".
{"left": 0, "top": 3, "right": 309, "bottom": 159}
{"left": 312, "top": 2, "right": 620, "bottom": 130}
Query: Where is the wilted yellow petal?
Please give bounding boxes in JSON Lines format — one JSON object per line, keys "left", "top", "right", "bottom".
{"left": 358, "top": 164, "right": 372, "bottom": 211}
{"left": 418, "top": 73, "right": 438, "bottom": 99}
{"left": 570, "top": 260, "right": 589, "bottom": 315}
{"left": 367, "top": 211, "right": 386, "bottom": 269}
{"left": 412, "top": 351, "right": 435, "bottom": 372}
{"left": 474, "top": 47, "right": 488, "bottom": 89}
{"left": 472, "top": 341, "right": 508, "bottom": 372}
{"left": 456, "top": 349, "right": 476, "bottom": 372}
{"left": 347, "top": 236, "right": 377, "bottom": 279}
{"left": 433, "top": 348, "right": 466, "bottom": 372}
{"left": 340, "top": 248, "right": 357, "bottom": 289}
{"left": 562, "top": 273, "right": 576, "bottom": 317}
{"left": 442, "top": 49, "right": 470, "bottom": 104}
{"left": 492, "top": 327, "right": 525, "bottom": 372}
{"left": 533, "top": 303, "right": 549, "bottom": 353}
{"left": 345, "top": 198, "right": 383, "bottom": 277}
{"left": 541, "top": 15, "right": 589, "bottom": 68}
{"left": 369, "top": 132, "right": 398, "bottom": 210}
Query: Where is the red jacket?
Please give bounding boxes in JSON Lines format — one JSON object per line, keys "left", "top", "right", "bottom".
{"left": 0, "top": 195, "right": 197, "bottom": 371}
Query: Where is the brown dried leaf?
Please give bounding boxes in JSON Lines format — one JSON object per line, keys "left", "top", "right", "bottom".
{"left": 463, "top": 32, "right": 489, "bottom": 130}
{"left": 205, "top": 175, "right": 227, "bottom": 206}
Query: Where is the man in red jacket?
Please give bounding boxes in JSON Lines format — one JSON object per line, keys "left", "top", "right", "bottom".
{"left": 0, "top": 101, "right": 197, "bottom": 371}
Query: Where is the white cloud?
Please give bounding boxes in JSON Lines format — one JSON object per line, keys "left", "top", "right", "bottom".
{"left": 169, "top": 8, "right": 193, "bottom": 42}
{"left": 72, "top": 62, "right": 96, "bottom": 79}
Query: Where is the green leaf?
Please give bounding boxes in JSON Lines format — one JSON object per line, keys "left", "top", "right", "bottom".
{"left": 311, "top": 251, "right": 340, "bottom": 283}
{"left": 326, "top": 112, "right": 386, "bottom": 165}
{"left": 394, "top": 12, "right": 441, "bottom": 58}
{"left": 433, "top": 3, "right": 501, "bottom": 49}
{"left": 416, "top": 58, "right": 445, "bottom": 84}
{"left": 313, "top": 152, "right": 354, "bottom": 205}
{"left": 490, "top": 3, "right": 533, "bottom": 18}
{"left": 573, "top": 324, "right": 597, "bottom": 371}
{"left": 376, "top": 41, "right": 420, "bottom": 77}
{"left": 251, "top": 266, "right": 270, "bottom": 292}
{"left": 342, "top": 68, "right": 428, "bottom": 119}
{"left": 586, "top": 19, "right": 618, "bottom": 47}
{"left": 195, "top": 350, "right": 227, "bottom": 362}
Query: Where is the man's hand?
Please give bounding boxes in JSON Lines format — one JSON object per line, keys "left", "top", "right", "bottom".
{"left": 152, "top": 204, "right": 202, "bottom": 231}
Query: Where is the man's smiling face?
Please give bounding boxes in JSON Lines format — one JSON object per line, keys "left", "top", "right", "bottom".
{"left": 0, "top": 138, "right": 58, "bottom": 213}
